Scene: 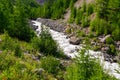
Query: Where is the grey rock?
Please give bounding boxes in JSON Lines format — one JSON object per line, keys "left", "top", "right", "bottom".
{"left": 101, "top": 47, "right": 109, "bottom": 53}
{"left": 0, "top": 39, "right": 2, "bottom": 42}
{"left": 36, "top": 18, "right": 66, "bottom": 32}
{"left": 69, "top": 36, "right": 80, "bottom": 45}
{"left": 100, "top": 35, "right": 111, "bottom": 43}
{"left": 0, "top": 50, "right": 2, "bottom": 54}
{"left": 113, "top": 56, "right": 118, "bottom": 62}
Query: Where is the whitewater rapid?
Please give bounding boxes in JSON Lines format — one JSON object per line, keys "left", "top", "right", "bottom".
{"left": 32, "top": 20, "right": 120, "bottom": 79}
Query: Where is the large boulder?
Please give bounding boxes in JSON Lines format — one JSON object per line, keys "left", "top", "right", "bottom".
{"left": 69, "top": 36, "right": 80, "bottom": 45}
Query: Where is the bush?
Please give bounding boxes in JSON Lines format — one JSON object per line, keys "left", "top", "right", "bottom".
{"left": 65, "top": 48, "right": 117, "bottom": 80}
{"left": 108, "top": 44, "right": 117, "bottom": 55}
{"left": 31, "top": 27, "right": 64, "bottom": 57}
{"left": 81, "top": 16, "right": 89, "bottom": 27}
{"left": 14, "top": 44, "right": 23, "bottom": 58}
{"left": 112, "top": 27, "right": 120, "bottom": 41}
{"left": 31, "top": 37, "right": 40, "bottom": 50}
{"left": 90, "top": 17, "right": 108, "bottom": 36}
{"left": 39, "top": 28, "right": 58, "bottom": 56}
{"left": 40, "top": 56, "right": 60, "bottom": 74}
{"left": 0, "top": 52, "right": 40, "bottom": 80}
{"left": 0, "top": 51, "right": 16, "bottom": 70}
{"left": 1, "top": 33, "right": 16, "bottom": 51}
{"left": 106, "top": 37, "right": 114, "bottom": 44}
{"left": 76, "top": 30, "right": 86, "bottom": 37}
{"left": 86, "top": 4, "right": 94, "bottom": 16}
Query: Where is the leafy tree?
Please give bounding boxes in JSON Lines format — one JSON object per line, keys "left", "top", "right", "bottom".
{"left": 7, "top": 0, "right": 35, "bottom": 42}
{"left": 95, "top": 0, "right": 109, "bottom": 18}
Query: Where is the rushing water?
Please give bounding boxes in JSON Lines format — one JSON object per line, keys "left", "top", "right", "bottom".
{"left": 32, "top": 20, "right": 120, "bottom": 79}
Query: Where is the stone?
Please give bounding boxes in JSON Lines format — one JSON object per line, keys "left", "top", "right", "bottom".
{"left": 0, "top": 39, "right": 2, "bottom": 42}
{"left": 100, "top": 35, "right": 111, "bottom": 43}
{"left": 66, "top": 34, "right": 74, "bottom": 39}
{"left": 101, "top": 47, "right": 109, "bottom": 53}
{"left": 117, "top": 41, "right": 120, "bottom": 45}
{"left": 34, "top": 68, "right": 44, "bottom": 75}
{"left": 113, "top": 56, "right": 118, "bottom": 62}
{"left": 69, "top": 36, "right": 80, "bottom": 45}
{"left": 0, "top": 51, "right": 2, "bottom": 54}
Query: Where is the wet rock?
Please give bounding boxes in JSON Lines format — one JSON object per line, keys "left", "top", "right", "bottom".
{"left": 69, "top": 36, "right": 80, "bottom": 45}
{"left": 100, "top": 35, "right": 111, "bottom": 43}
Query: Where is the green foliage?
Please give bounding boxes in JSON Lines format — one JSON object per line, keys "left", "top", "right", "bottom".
{"left": 108, "top": 44, "right": 117, "bottom": 55}
{"left": 90, "top": 17, "right": 109, "bottom": 36}
{"left": 81, "top": 16, "right": 89, "bottom": 27}
{"left": 106, "top": 37, "right": 114, "bottom": 44}
{"left": 65, "top": 48, "right": 117, "bottom": 80}
{"left": 86, "top": 4, "right": 94, "bottom": 16}
{"left": 82, "top": 0, "right": 87, "bottom": 12}
{"left": 76, "top": 30, "right": 86, "bottom": 37}
{"left": 40, "top": 56, "right": 60, "bottom": 74}
{"left": 95, "top": 0, "right": 109, "bottom": 18}
{"left": 37, "top": 0, "right": 77, "bottom": 19}
{"left": 69, "top": 7, "right": 77, "bottom": 23}
{"left": 0, "top": 52, "right": 42, "bottom": 80}
{"left": 92, "top": 46, "right": 101, "bottom": 51}
{"left": 39, "top": 27, "right": 58, "bottom": 56}
{"left": 0, "top": 0, "right": 35, "bottom": 42}
{"left": 75, "top": 9, "right": 84, "bottom": 24}
{"left": 112, "top": 27, "right": 120, "bottom": 41}
{"left": 1, "top": 33, "right": 16, "bottom": 51}
{"left": 31, "top": 37, "right": 41, "bottom": 50}
{"left": 14, "top": 44, "right": 22, "bottom": 58}
{"left": 31, "top": 27, "right": 64, "bottom": 57}
{"left": 0, "top": 51, "right": 16, "bottom": 70}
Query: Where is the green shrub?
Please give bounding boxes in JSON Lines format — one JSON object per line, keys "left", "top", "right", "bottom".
{"left": 76, "top": 30, "right": 86, "bottom": 37}
{"left": 0, "top": 56, "right": 39, "bottom": 80}
{"left": 31, "top": 37, "right": 40, "bottom": 50}
{"left": 31, "top": 27, "right": 64, "bottom": 57}
{"left": 81, "top": 16, "right": 89, "bottom": 27}
{"left": 39, "top": 29, "right": 58, "bottom": 56}
{"left": 65, "top": 48, "right": 117, "bottom": 80}
{"left": 0, "top": 51, "right": 16, "bottom": 70}
{"left": 69, "top": 7, "right": 76, "bottom": 23}
{"left": 1, "top": 33, "right": 16, "bottom": 51}
{"left": 112, "top": 27, "right": 120, "bottom": 41}
{"left": 90, "top": 17, "right": 108, "bottom": 36}
{"left": 92, "top": 46, "right": 101, "bottom": 51}
{"left": 40, "top": 56, "right": 60, "bottom": 74}
{"left": 88, "top": 32, "right": 94, "bottom": 38}
{"left": 106, "top": 37, "right": 114, "bottom": 44}
{"left": 14, "top": 44, "right": 22, "bottom": 58}
{"left": 108, "top": 44, "right": 117, "bottom": 55}
{"left": 86, "top": 4, "right": 94, "bottom": 16}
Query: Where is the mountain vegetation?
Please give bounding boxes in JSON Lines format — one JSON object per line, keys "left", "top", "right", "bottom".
{"left": 0, "top": 0, "right": 120, "bottom": 80}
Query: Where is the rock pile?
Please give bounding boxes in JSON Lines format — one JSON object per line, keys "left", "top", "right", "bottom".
{"left": 37, "top": 18, "right": 66, "bottom": 32}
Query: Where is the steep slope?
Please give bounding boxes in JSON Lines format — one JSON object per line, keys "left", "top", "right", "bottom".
{"left": 63, "top": 0, "right": 95, "bottom": 21}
